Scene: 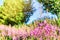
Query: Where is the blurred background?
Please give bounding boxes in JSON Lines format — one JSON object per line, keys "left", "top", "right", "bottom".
{"left": 0, "top": 0, "right": 60, "bottom": 40}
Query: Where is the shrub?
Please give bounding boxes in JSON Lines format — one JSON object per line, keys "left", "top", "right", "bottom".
{"left": 0, "top": 0, "right": 26, "bottom": 25}
{"left": 38, "top": 0, "right": 60, "bottom": 15}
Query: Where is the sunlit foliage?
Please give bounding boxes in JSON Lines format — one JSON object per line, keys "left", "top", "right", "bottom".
{"left": 0, "top": 0, "right": 26, "bottom": 25}
{"left": 38, "top": 0, "right": 60, "bottom": 15}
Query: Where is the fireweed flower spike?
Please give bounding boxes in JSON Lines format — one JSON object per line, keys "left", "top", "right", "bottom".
{"left": 0, "top": 20, "right": 60, "bottom": 40}
{"left": 0, "top": 25, "right": 29, "bottom": 40}
{"left": 30, "top": 20, "right": 59, "bottom": 40}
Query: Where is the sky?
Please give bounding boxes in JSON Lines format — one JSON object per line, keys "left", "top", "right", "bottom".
{"left": 26, "top": 0, "right": 43, "bottom": 24}
{"left": 0, "top": 0, "right": 3, "bottom": 6}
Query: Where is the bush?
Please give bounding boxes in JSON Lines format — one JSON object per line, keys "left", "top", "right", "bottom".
{"left": 38, "top": 0, "right": 60, "bottom": 15}
{"left": 0, "top": 0, "right": 26, "bottom": 25}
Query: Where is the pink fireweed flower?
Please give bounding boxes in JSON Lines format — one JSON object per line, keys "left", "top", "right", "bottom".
{"left": 1, "top": 31, "right": 6, "bottom": 36}
{"left": 44, "top": 24, "right": 53, "bottom": 36}
{"left": 5, "top": 26, "right": 12, "bottom": 36}
{"left": 12, "top": 36, "right": 18, "bottom": 40}
{"left": 39, "top": 36, "right": 43, "bottom": 40}
{"left": 30, "top": 27, "right": 43, "bottom": 37}
{"left": 30, "top": 20, "right": 58, "bottom": 39}
{"left": 18, "top": 28, "right": 28, "bottom": 38}
{"left": 0, "top": 25, "right": 8, "bottom": 36}
{"left": 38, "top": 20, "right": 47, "bottom": 27}
{"left": 0, "top": 25, "right": 28, "bottom": 40}
{"left": 7, "top": 27, "right": 12, "bottom": 36}
{"left": 0, "top": 25, "right": 5, "bottom": 30}
{"left": 11, "top": 27, "right": 18, "bottom": 36}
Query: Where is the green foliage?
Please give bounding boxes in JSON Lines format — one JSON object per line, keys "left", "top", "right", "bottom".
{"left": 56, "top": 18, "right": 60, "bottom": 27}
{"left": 42, "top": 19, "right": 60, "bottom": 27}
{"left": 38, "top": 0, "right": 60, "bottom": 15}
{"left": 0, "top": 0, "right": 26, "bottom": 25}
{"left": 5, "top": 36, "right": 12, "bottom": 40}
{"left": 26, "top": 37, "right": 39, "bottom": 40}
